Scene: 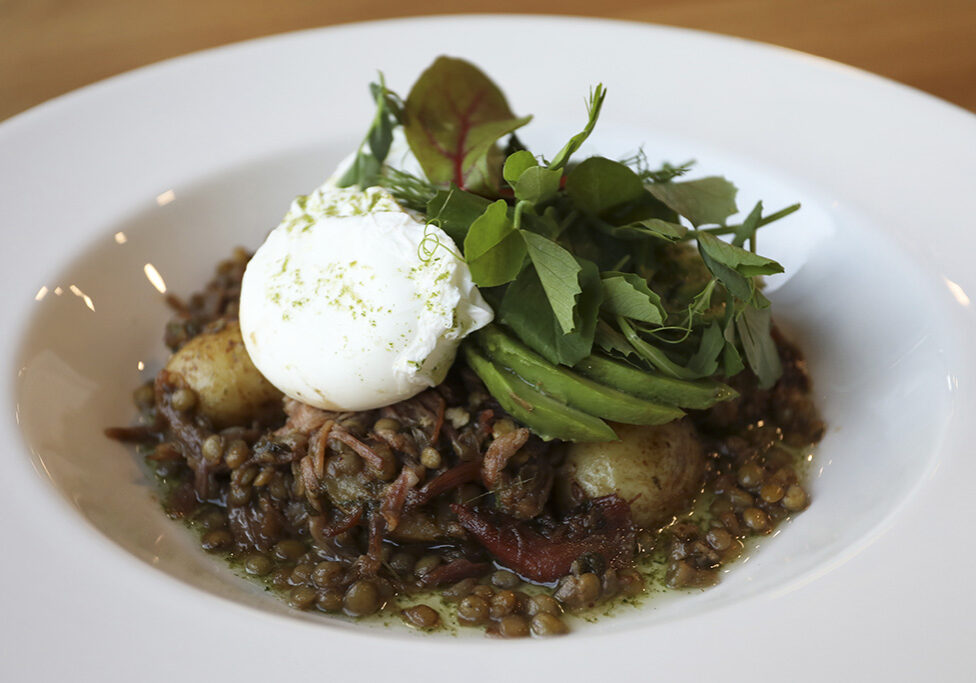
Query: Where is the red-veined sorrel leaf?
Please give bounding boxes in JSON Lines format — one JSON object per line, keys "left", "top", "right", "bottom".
{"left": 403, "top": 57, "right": 531, "bottom": 195}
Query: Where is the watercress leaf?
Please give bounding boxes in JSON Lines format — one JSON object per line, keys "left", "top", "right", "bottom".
{"left": 600, "top": 271, "right": 666, "bottom": 324}
{"left": 565, "top": 157, "right": 645, "bottom": 217}
{"left": 403, "top": 57, "right": 532, "bottom": 194}
{"left": 698, "top": 232, "right": 784, "bottom": 278}
{"left": 426, "top": 187, "right": 492, "bottom": 245}
{"left": 549, "top": 84, "right": 607, "bottom": 171}
{"left": 521, "top": 230, "right": 583, "bottom": 334}
{"left": 515, "top": 166, "right": 563, "bottom": 205}
{"left": 647, "top": 177, "right": 739, "bottom": 226}
{"left": 503, "top": 150, "right": 537, "bottom": 185}
{"left": 735, "top": 304, "right": 782, "bottom": 389}
{"left": 733, "top": 201, "right": 763, "bottom": 248}
{"left": 463, "top": 200, "right": 526, "bottom": 287}
{"left": 499, "top": 258, "right": 602, "bottom": 366}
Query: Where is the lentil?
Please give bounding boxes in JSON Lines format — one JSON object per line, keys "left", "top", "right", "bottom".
{"left": 497, "top": 615, "right": 530, "bottom": 638}
{"left": 343, "top": 581, "right": 381, "bottom": 617}
{"left": 200, "top": 529, "right": 232, "bottom": 552}
{"left": 288, "top": 586, "right": 318, "bottom": 610}
{"left": 315, "top": 591, "right": 343, "bottom": 613}
{"left": 420, "top": 446, "right": 442, "bottom": 470}
{"left": 526, "top": 594, "right": 561, "bottom": 617}
{"left": 401, "top": 604, "right": 440, "bottom": 630}
{"left": 782, "top": 484, "right": 809, "bottom": 511}
{"left": 201, "top": 434, "right": 224, "bottom": 464}
{"left": 490, "top": 570, "right": 520, "bottom": 590}
{"left": 273, "top": 539, "right": 307, "bottom": 562}
{"left": 373, "top": 417, "right": 400, "bottom": 432}
{"left": 743, "top": 507, "right": 770, "bottom": 531}
{"left": 224, "top": 439, "right": 250, "bottom": 469}
{"left": 244, "top": 554, "right": 273, "bottom": 576}
{"left": 760, "top": 482, "right": 785, "bottom": 504}
{"left": 457, "top": 595, "right": 490, "bottom": 625}
{"left": 312, "top": 561, "right": 344, "bottom": 588}
{"left": 531, "top": 613, "right": 568, "bottom": 636}
{"left": 490, "top": 590, "right": 519, "bottom": 619}
{"left": 413, "top": 554, "right": 441, "bottom": 578}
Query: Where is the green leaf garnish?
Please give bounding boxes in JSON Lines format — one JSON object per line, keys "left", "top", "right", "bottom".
{"left": 521, "top": 231, "right": 582, "bottom": 335}
{"left": 514, "top": 166, "right": 563, "bottom": 206}
{"left": 403, "top": 57, "right": 531, "bottom": 195}
{"left": 735, "top": 303, "right": 782, "bottom": 388}
{"left": 549, "top": 84, "right": 607, "bottom": 171}
{"left": 426, "top": 187, "right": 493, "bottom": 245}
{"left": 600, "top": 271, "right": 665, "bottom": 324}
{"left": 503, "top": 150, "right": 537, "bottom": 186}
{"left": 648, "top": 177, "right": 739, "bottom": 226}
{"left": 345, "top": 57, "right": 807, "bottom": 433}
{"left": 564, "top": 157, "right": 644, "bottom": 217}
{"left": 336, "top": 74, "right": 398, "bottom": 189}
{"left": 500, "top": 258, "right": 602, "bottom": 367}
{"left": 463, "top": 200, "right": 526, "bottom": 287}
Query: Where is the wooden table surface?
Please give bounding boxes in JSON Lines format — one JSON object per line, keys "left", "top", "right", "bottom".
{"left": 2, "top": 0, "right": 975, "bottom": 122}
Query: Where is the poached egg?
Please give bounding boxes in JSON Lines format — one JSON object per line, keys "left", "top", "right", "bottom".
{"left": 239, "top": 180, "right": 492, "bottom": 411}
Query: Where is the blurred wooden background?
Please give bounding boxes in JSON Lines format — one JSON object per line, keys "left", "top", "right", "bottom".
{"left": 2, "top": 0, "right": 975, "bottom": 121}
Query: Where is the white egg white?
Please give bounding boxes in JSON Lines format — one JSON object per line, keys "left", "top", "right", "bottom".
{"left": 239, "top": 183, "right": 493, "bottom": 411}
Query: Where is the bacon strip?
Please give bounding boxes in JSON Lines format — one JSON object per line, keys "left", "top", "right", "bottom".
{"left": 452, "top": 496, "right": 636, "bottom": 583}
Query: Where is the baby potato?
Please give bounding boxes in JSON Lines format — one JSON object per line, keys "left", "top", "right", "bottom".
{"left": 557, "top": 420, "right": 705, "bottom": 529}
{"left": 165, "top": 321, "right": 282, "bottom": 428}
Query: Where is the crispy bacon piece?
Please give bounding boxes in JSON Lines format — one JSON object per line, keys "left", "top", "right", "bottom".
{"left": 452, "top": 496, "right": 636, "bottom": 583}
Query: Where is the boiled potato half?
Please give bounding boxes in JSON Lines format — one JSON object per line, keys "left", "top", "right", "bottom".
{"left": 557, "top": 420, "right": 706, "bottom": 529}
{"left": 165, "top": 320, "right": 282, "bottom": 428}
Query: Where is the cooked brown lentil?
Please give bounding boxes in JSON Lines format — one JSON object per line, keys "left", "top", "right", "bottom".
{"left": 109, "top": 249, "right": 824, "bottom": 638}
{"left": 496, "top": 615, "right": 530, "bottom": 638}
{"left": 401, "top": 604, "right": 440, "bottom": 630}
{"left": 530, "top": 613, "right": 568, "bottom": 636}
